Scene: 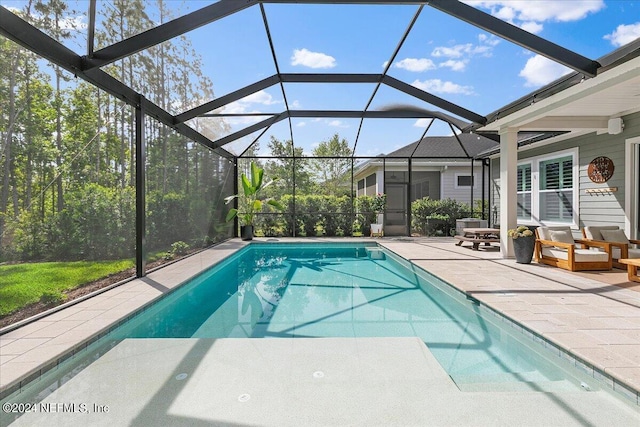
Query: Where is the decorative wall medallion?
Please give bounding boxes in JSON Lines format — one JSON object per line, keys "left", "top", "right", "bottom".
{"left": 587, "top": 156, "right": 614, "bottom": 183}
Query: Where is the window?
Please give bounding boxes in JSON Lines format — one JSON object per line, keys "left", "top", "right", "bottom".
{"left": 357, "top": 179, "right": 365, "bottom": 196}
{"left": 517, "top": 164, "right": 532, "bottom": 221}
{"left": 516, "top": 149, "right": 577, "bottom": 226}
{"left": 365, "top": 173, "right": 376, "bottom": 195}
{"left": 539, "top": 155, "right": 573, "bottom": 222}
{"left": 412, "top": 180, "right": 430, "bottom": 200}
{"left": 454, "top": 173, "right": 476, "bottom": 189}
{"left": 458, "top": 175, "right": 473, "bottom": 186}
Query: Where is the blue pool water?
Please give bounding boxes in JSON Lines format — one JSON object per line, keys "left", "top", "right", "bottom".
{"left": 111, "top": 243, "right": 584, "bottom": 388}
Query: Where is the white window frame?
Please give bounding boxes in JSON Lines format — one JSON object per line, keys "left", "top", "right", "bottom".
{"left": 454, "top": 173, "right": 478, "bottom": 189}
{"left": 516, "top": 162, "right": 533, "bottom": 222}
{"left": 518, "top": 147, "right": 579, "bottom": 228}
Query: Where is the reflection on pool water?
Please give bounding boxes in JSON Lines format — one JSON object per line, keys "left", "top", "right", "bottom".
{"left": 110, "top": 243, "right": 590, "bottom": 391}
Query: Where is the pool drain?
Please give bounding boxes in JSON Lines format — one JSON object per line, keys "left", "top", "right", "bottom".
{"left": 238, "top": 394, "right": 251, "bottom": 402}
{"left": 313, "top": 371, "right": 325, "bottom": 378}
{"left": 175, "top": 373, "right": 188, "bottom": 381}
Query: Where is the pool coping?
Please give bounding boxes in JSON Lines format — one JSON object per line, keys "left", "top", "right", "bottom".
{"left": 1, "top": 237, "right": 639, "bottom": 408}
{"left": 377, "top": 243, "right": 640, "bottom": 405}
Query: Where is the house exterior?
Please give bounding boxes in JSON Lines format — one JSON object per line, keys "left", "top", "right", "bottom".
{"left": 353, "top": 134, "right": 498, "bottom": 235}
{"left": 488, "top": 111, "right": 639, "bottom": 233}
{"left": 476, "top": 42, "right": 640, "bottom": 256}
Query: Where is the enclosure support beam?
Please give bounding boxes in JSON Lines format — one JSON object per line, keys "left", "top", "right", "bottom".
{"left": 0, "top": 7, "right": 234, "bottom": 160}
{"left": 382, "top": 76, "right": 486, "bottom": 125}
{"left": 135, "top": 98, "right": 147, "bottom": 277}
{"left": 82, "top": 0, "right": 257, "bottom": 69}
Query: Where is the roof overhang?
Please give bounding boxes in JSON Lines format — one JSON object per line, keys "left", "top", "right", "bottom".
{"left": 476, "top": 54, "right": 640, "bottom": 137}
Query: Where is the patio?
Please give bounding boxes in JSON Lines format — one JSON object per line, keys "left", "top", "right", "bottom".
{"left": 1, "top": 238, "right": 639, "bottom": 425}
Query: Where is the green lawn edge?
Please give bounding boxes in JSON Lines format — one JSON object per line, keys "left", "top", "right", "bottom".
{"left": 0, "top": 260, "right": 135, "bottom": 316}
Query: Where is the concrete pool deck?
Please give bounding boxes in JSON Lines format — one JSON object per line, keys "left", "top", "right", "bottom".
{"left": 1, "top": 237, "right": 639, "bottom": 425}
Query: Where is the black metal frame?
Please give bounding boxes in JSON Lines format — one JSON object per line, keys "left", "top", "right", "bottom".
{"left": 0, "top": 0, "right": 611, "bottom": 276}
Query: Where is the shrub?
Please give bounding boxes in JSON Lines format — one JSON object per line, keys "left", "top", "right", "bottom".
{"left": 412, "top": 197, "right": 471, "bottom": 236}
{"left": 170, "top": 241, "right": 190, "bottom": 256}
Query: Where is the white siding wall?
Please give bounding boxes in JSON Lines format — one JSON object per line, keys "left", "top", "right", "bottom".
{"left": 490, "top": 110, "right": 640, "bottom": 232}
{"left": 441, "top": 165, "right": 488, "bottom": 206}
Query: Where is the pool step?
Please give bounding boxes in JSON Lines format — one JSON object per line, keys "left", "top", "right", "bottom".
{"left": 365, "top": 247, "right": 385, "bottom": 260}
{"left": 454, "top": 378, "right": 579, "bottom": 392}
{"left": 452, "top": 371, "right": 588, "bottom": 393}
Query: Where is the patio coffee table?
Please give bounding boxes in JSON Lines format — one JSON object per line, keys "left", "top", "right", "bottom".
{"left": 455, "top": 227, "right": 500, "bottom": 250}
{"left": 618, "top": 258, "right": 640, "bottom": 283}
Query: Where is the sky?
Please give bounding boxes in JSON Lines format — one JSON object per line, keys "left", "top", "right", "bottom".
{"left": 3, "top": 0, "right": 640, "bottom": 158}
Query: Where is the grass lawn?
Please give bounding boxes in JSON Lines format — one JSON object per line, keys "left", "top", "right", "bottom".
{"left": 0, "top": 260, "right": 134, "bottom": 316}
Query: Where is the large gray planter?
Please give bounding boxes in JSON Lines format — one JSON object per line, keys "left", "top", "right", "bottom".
{"left": 240, "top": 225, "right": 254, "bottom": 241}
{"left": 513, "top": 236, "right": 535, "bottom": 264}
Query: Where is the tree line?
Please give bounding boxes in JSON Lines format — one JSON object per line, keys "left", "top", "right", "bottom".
{"left": 1, "top": 1, "right": 231, "bottom": 262}
{"left": 1, "top": 1, "right": 362, "bottom": 262}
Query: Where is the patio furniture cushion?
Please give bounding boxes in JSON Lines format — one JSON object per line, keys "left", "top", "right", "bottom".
{"left": 610, "top": 247, "right": 640, "bottom": 259}
{"left": 541, "top": 247, "right": 610, "bottom": 263}
{"left": 583, "top": 225, "right": 619, "bottom": 241}
{"left": 549, "top": 229, "right": 575, "bottom": 245}
{"left": 600, "top": 229, "right": 630, "bottom": 244}
{"left": 537, "top": 226, "right": 573, "bottom": 241}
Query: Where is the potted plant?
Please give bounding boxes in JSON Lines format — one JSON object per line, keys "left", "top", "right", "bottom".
{"left": 225, "top": 161, "right": 284, "bottom": 240}
{"left": 372, "top": 193, "right": 386, "bottom": 224}
{"left": 370, "top": 193, "right": 386, "bottom": 237}
{"left": 507, "top": 225, "right": 535, "bottom": 263}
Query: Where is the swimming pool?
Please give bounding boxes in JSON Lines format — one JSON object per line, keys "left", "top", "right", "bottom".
{"left": 106, "top": 242, "right": 589, "bottom": 390}
{"left": 4, "top": 241, "right": 640, "bottom": 426}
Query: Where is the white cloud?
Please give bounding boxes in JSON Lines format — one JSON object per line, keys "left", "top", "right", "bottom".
{"left": 518, "top": 54, "right": 572, "bottom": 87}
{"left": 440, "top": 59, "right": 467, "bottom": 71}
{"left": 520, "top": 21, "right": 544, "bottom": 34}
{"left": 411, "top": 79, "right": 475, "bottom": 95}
{"left": 392, "top": 58, "right": 436, "bottom": 72}
{"left": 414, "top": 118, "right": 434, "bottom": 128}
{"left": 291, "top": 48, "right": 336, "bottom": 69}
{"left": 429, "top": 36, "right": 496, "bottom": 70}
{"left": 290, "top": 100, "right": 302, "bottom": 109}
{"left": 493, "top": 5, "right": 515, "bottom": 21}
{"left": 464, "top": 1, "right": 604, "bottom": 23}
{"left": 242, "top": 90, "right": 280, "bottom": 105}
{"left": 296, "top": 122, "right": 306, "bottom": 127}
{"left": 604, "top": 23, "right": 640, "bottom": 47}
{"left": 328, "top": 120, "right": 349, "bottom": 128}
{"left": 478, "top": 34, "right": 500, "bottom": 46}
{"left": 432, "top": 44, "right": 471, "bottom": 58}
{"left": 220, "top": 90, "right": 282, "bottom": 125}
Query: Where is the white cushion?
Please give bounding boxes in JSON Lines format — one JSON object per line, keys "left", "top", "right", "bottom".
{"left": 628, "top": 248, "right": 640, "bottom": 259}
{"left": 549, "top": 229, "right": 575, "bottom": 245}
{"left": 614, "top": 247, "right": 640, "bottom": 260}
{"left": 541, "top": 247, "right": 610, "bottom": 262}
{"left": 583, "top": 226, "right": 619, "bottom": 241}
{"left": 537, "top": 226, "right": 572, "bottom": 241}
{"left": 600, "top": 229, "right": 630, "bottom": 244}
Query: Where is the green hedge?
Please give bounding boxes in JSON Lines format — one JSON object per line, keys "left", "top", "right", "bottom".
{"left": 411, "top": 197, "right": 471, "bottom": 236}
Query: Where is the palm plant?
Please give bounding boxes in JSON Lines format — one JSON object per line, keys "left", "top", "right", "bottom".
{"left": 225, "top": 161, "right": 284, "bottom": 230}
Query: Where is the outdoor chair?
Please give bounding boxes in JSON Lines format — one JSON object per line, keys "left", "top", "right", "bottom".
{"left": 534, "top": 226, "right": 612, "bottom": 271}
{"left": 370, "top": 223, "right": 384, "bottom": 238}
{"left": 582, "top": 226, "right": 640, "bottom": 269}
